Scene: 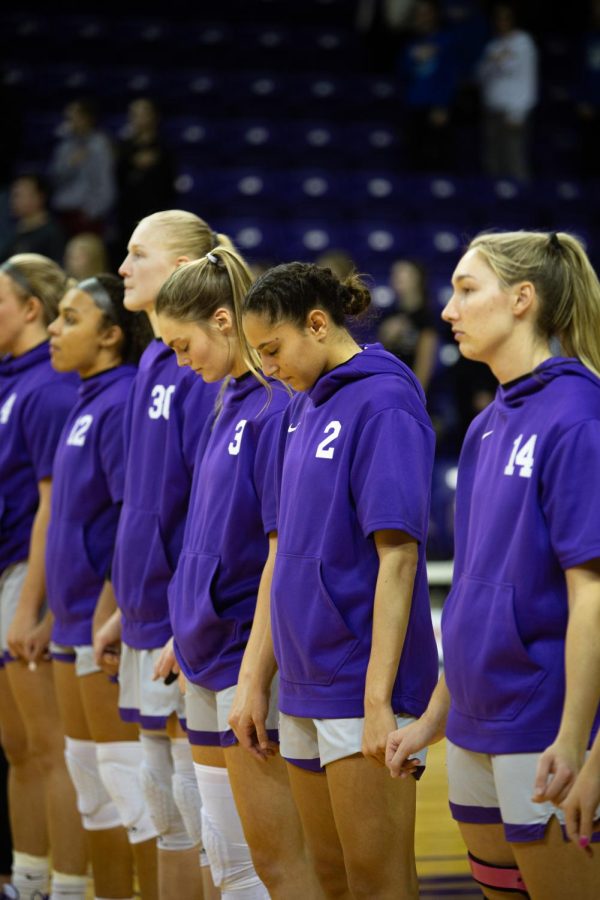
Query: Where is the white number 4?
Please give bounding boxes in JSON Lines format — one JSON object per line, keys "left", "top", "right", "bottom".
{"left": 504, "top": 433, "right": 537, "bottom": 478}
{"left": 315, "top": 420, "right": 342, "bottom": 459}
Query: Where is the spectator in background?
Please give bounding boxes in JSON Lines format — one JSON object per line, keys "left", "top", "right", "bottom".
{"left": 377, "top": 258, "right": 439, "bottom": 393}
{"left": 64, "top": 232, "right": 110, "bottom": 281}
{"left": 116, "top": 98, "right": 175, "bottom": 253}
{"left": 400, "top": 0, "right": 458, "bottom": 171}
{"left": 4, "top": 174, "right": 65, "bottom": 263}
{"left": 575, "top": 0, "right": 600, "bottom": 177}
{"left": 49, "top": 98, "right": 116, "bottom": 237}
{"left": 477, "top": 1, "right": 538, "bottom": 181}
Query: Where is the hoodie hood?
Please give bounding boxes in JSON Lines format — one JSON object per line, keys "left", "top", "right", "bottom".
{"left": 0, "top": 340, "right": 51, "bottom": 377}
{"left": 497, "top": 357, "right": 600, "bottom": 409}
{"left": 79, "top": 364, "right": 135, "bottom": 403}
{"left": 308, "top": 343, "right": 426, "bottom": 407}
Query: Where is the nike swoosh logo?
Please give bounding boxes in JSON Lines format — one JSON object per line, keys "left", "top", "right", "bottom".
{"left": 482, "top": 430, "right": 493, "bottom": 440}
{"left": 288, "top": 424, "right": 299, "bottom": 432}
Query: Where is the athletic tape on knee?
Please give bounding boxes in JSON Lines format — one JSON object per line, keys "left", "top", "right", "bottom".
{"left": 64, "top": 737, "right": 122, "bottom": 831}
{"left": 194, "top": 763, "right": 268, "bottom": 897}
{"left": 468, "top": 852, "right": 529, "bottom": 896}
{"left": 139, "top": 733, "right": 196, "bottom": 851}
{"left": 96, "top": 740, "right": 158, "bottom": 844}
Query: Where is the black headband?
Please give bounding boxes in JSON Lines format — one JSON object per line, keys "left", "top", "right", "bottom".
{"left": 77, "top": 277, "right": 115, "bottom": 317}
{"left": 1, "top": 260, "right": 35, "bottom": 296}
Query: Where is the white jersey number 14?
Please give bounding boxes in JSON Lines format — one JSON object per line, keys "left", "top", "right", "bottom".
{"left": 504, "top": 433, "right": 537, "bottom": 478}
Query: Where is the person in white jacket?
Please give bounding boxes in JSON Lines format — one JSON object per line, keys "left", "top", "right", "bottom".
{"left": 477, "top": 2, "right": 538, "bottom": 181}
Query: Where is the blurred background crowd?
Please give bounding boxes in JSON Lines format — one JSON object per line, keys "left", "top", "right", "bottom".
{"left": 1, "top": 0, "right": 598, "bottom": 561}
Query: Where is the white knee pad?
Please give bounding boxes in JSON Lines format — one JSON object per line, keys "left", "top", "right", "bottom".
{"left": 140, "top": 732, "right": 197, "bottom": 852}
{"left": 96, "top": 740, "right": 158, "bottom": 844}
{"left": 171, "top": 738, "right": 203, "bottom": 847}
{"left": 194, "top": 763, "right": 269, "bottom": 899}
{"left": 64, "top": 737, "right": 122, "bottom": 831}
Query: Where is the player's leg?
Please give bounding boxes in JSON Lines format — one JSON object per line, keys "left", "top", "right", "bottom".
{"left": 495, "top": 752, "right": 600, "bottom": 900}
{"left": 187, "top": 681, "right": 266, "bottom": 899}
{"left": 7, "top": 658, "right": 88, "bottom": 898}
{"left": 448, "top": 741, "right": 528, "bottom": 899}
{"left": 280, "top": 714, "right": 350, "bottom": 898}
{"left": 53, "top": 648, "right": 135, "bottom": 900}
{"left": 220, "top": 681, "right": 322, "bottom": 898}
{"left": 319, "top": 716, "right": 421, "bottom": 899}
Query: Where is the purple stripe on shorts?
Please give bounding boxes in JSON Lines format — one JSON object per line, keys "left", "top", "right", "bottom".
{"left": 284, "top": 756, "right": 325, "bottom": 773}
{"left": 50, "top": 651, "right": 77, "bottom": 664}
{"left": 503, "top": 821, "right": 548, "bottom": 843}
{"left": 3, "top": 650, "right": 16, "bottom": 663}
{"left": 186, "top": 728, "right": 224, "bottom": 747}
{"left": 118, "top": 706, "right": 170, "bottom": 730}
{"left": 449, "top": 801, "right": 503, "bottom": 825}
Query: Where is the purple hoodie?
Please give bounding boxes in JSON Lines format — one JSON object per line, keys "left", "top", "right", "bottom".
{"left": 112, "top": 340, "right": 219, "bottom": 649}
{"left": 442, "top": 358, "right": 600, "bottom": 753}
{"left": 171, "top": 374, "right": 290, "bottom": 690}
{"left": 47, "top": 366, "right": 136, "bottom": 646}
{"left": 0, "top": 342, "right": 77, "bottom": 574}
{"left": 272, "top": 344, "right": 438, "bottom": 718}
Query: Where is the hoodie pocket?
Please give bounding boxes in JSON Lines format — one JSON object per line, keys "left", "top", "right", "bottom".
{"left": 272, "top": 554, "right": 359, "bottom": 686}
{"left": 170, "top": 550, "right": 237, "bottom": 671}
{"left": 112, "top": 506, "right": 172, "bottom": 622}
{"left": 442, "top": 575, "right": 546, "bottom": 722}
{"left": 46, "top": 519, "right": 99, "bottom": 622}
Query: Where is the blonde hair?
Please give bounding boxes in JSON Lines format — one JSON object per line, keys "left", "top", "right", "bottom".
{"left": 141, "top": 210, "right": 233, "bottom": 261}
{"left": 5, "top": 253, "right": 72, "bottom": 326}
{"left": 469, "top": 230, "right": 600, "bottom": 376}
{"left": 155, "top": 246, "right": 267, "bottom": 393}
{"left": 64, "top": 232, "right": 109, "bottom": 279}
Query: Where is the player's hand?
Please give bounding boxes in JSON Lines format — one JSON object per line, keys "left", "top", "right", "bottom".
{"left": 362, "top": 702, "right": 397, "bottom": 766}
{"left": 228, "top": 680, "right": 277, "bottom": 762}
{"left": 152, "top": 637, "right": 179, "bottom": 682}
{"left": 93, "top": 612, "right": 122, "bottom": 676}
{"left": 386, "top": 715, "right": 441, "bottom": 778}
{"left": 6, "top": 606, "right": 38, "bottom": 660}
{"left": 532, "top": 736, "right": 584, "bottom": 806}
{"left": 561, "top": 757, "right": 600, "bottom": 854}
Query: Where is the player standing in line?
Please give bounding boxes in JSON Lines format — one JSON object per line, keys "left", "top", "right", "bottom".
{"left": 154, "top": 247, "right": 322, "bottom": 899}
{"left": 92, "top": 211, "right": 221, "bottom": 900}
{"left": 386, "top": 231, "right": 600, "bottom": 899}
{"left": 47, "top": 273, "right": 157, "bottom": 900}
{"left": 0, "top": 254, "right": 85, "bottom": 900}
{"left": 240, "top": 261, "right": 439, "bottom": 899}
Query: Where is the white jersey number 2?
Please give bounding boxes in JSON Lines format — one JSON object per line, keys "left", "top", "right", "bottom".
{"left": 504, "top": 433, "right": 537, "bottom": 478}
{"left": 315, "top": 420, "right": 342, "bottom": 459}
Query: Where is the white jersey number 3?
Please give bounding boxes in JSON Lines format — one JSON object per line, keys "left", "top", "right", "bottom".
{"left": 148, "top": 384, "right": 175, "bottom": 421}
{"left": 315, "top": 420, "right": 342, "bottom": 459}
{"left": 228, "top": 419, "right": 248, "bottom": 456}
{"left": 504, "top": 433, "right": 537, "bottom": 478}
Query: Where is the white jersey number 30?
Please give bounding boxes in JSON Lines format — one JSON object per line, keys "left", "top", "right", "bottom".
{"left": 504, "top": 433, "right": 537, "bottom": 478}
{"left": 315, "top": 420, "right": 342, "bottom": 459}
{"left": 148, "top": 384, "right": 175, "bottom": 421}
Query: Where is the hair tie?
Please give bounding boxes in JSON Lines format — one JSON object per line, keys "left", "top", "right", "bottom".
{"left": 0, "top": 260, "right": 35, "bottom": 297}
{"left": 78, "top": 277, "right": 115, "bottom": 317}
{"left": 549, "top": 232, "right": 562, "bottom": 252}
{"left": 206, "top": 252, "right": 218, "bottom": 264}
